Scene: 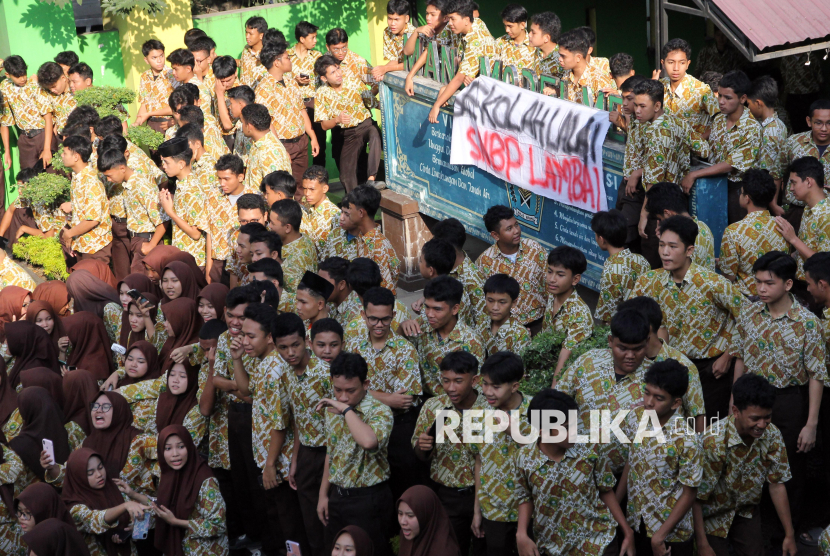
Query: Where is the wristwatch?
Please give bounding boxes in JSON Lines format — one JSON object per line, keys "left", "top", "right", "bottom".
{"left": 341, "top": 406, "right": 354, "bottom": 417}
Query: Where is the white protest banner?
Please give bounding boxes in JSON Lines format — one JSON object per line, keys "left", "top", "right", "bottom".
{"left": 450, "top": 76, "right": 611, "bottom": 213}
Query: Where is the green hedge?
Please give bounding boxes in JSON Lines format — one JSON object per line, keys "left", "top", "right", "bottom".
{"left": 18, "top": 173, "right": 70, "bottom": 209}
{"left": 127, "top": 125, "right": 165, "bottom": 151}
{"left": 74, "top": 86, "right": 135, "bottom": 122}
{"left": 519, "top": 325, "right": 610, "bottom": 396}
{"left": 12, "top": 236, "right": 68, "bottom": 280}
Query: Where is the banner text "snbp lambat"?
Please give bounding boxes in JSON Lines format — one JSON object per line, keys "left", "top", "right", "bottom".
{"left": 450, "top": 76, "right": 611, "bottom": 213}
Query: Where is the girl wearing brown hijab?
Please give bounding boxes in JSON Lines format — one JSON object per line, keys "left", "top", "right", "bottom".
{"left": 9, "top": 387, "right": 71, "bottom": 486}
{"left": 62, "top": 370, "right": 99, "bottom": 436}
{"left": 142, "top": 246, "right": 207, "bottom": 290}
{"left": 61, "top": 448, "right": 150, "bottom": 556}
{"left": 151, "top": 361, "right": 206, "bottom": 444}
{"left": 160, "top": 261, "right": 201, "bottom": 305}
{"left": 157, "top": 298, "right": 203, "bottom": 375}
{"left": 72, "top": 260, "right": 118, "bottom": 289}
{"left": 22, "top": 518, "right": 91, "bottom": 556}
{"left": 63, "top": 312, "right": 117, "bottom": 381}
{"left": 4, "top": 322, "right": 60, "bottom": 389}
{"left": 397, "top": 486, "right": 461, "bottom": 556}
{"left": 112, "top": 342, "right": 165, "bottom": 433}
{"left": 20, "top": 368, "right": 65, "bottom": 411}
{"left": 15, "top": 482, "right": 76, "bottom": 533}
{"left": 333, "top": 526, "right": 375, "bottom": 556}
{"left": 32, "top": 280, "right": 72, "bottom": 317}
{"left": 25, "top": 300, "right": 69, "bottom": 361}
{"left": 196, "top": 284, "right": 229, "bottom": 323}
{"left": 117, "top": 425, "right": 226, "bottom": 556}
{"left": 65, "top": 270, "right": 121, "bottom": 320}
{"left": 109, "top": 273, "right": 155, "bottom": 354}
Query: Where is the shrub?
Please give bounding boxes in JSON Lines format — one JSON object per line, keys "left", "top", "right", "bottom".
{"left": 519, "top": 325, "right": 610, "bottom": 396}
{"left": 74, "top": 86, "right": 135, "bottom": 121}
{"left": 18, "top": 172, "right": 70, "bottom": 210}
{"left": 51, "top": 146, "right": 69, "bottom": 173}
{"left": 12, "top": 236, "right": 68, "bottom": 280}
{"left": 127, "top": 125, "right": 165, "bottom": 151}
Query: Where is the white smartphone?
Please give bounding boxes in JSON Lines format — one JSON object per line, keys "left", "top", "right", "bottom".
{"left": 286, "top": 541, "right": 301, "bottom": 555}
{"left": 42, "top": 439, "right": 55, "bottom": 465}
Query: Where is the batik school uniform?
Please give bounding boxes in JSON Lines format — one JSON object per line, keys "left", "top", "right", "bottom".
{"left": 256, "top": 73, "right": 311, "bottom": 185}
{"left": 542, "top": 289, "right": 593, "bottom": 351}
{"left": 342, "top": 298, "right": 411, "bottom": 349}
{"left": 301, "top": 198, "right": 340, "bottom": 254}
{"left": 170, "top": 172, "right": 209, "bottom": 268}
{"left": 0, "top": 79, "right": 51, "bottom": 170}
{"left": 595, "top": 249, "right": 650, "bottom": 323}
{"left": 709, "top": 109, "right": 761, "bottom": 224}
{"left": 476, "top": 238, "right": 547, "bottom": 326}
{"left": 0, "top": 255, "right": 37, "bottom": 291}
{"left": 121, "top": 171, "right": 166, "bottom": 274}
{"left": 281, "top": 235, "right": 318, "bottom": 293}
{"left": 138, "top": 66, "right": 177, "bottom": 133}
{"left": 69, "top": 498, "right": 141, "bottom": 556}
{"left": 179, "top": 476, "right": 229, "bottom": 556}
{"left": 410, "top": 321, "right": 484, "bottom": 397}
{"left": 0, "top": 445, "right": 25, "bottom": 556}
{"left": 242, "top": 131, "right": 291, "bottom": 193}
{"left": 719, "top": 210, "right": 788, "bottom": 296}
{"left": 476, "top": 316, "right": 530, "bottom": 357}
{"left": 68, "top": 164, "right": 113, "bottom": 264}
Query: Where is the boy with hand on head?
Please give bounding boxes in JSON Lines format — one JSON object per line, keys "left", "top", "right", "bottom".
{"left": 427, "top": 0, "right": 495, "bottom": 124}
{"left": 215, "top": 85, "right": 254, "bottom": 163}
{"left": 609, "top": 75, "right": 646, "bottom": 136}
{"left": 412, "top": 350, "right": 488, "bottom": 555}
{"left": 206, "top": 154, "right": 249, "bottom": 286}
{"left": 296, "top": 271, "right": 335, "bottom": 329}
{"left": 0, "top": 55, "right": 54, "bottom": 170}
{"left": 631, "top": 216, "right": 745, "bottom": 422}
{"left": 297, "top": 165, "right": 340, "bottom": 251}
{"left": 268, "top": 199, "right": 318, "bottom": 292}
{"left": 720, "top": 169, "right": 788, "bottom": 295}
{"left": 309, "top": 317, "right": 344, "bottom": 365}
{"left": 260, "top": 170, "right": 298, "bottom": 208}
{"left": 134, "top": 40, "right": 176, "bottom": 130}
{"left": 476, "top": 205, "right": 547, "bottom": 334}
{"left": 591, "top": 209, "right": 650, "bottom": 324}
{"left": 208, "top": 56, "right": 239, "bottom": 128}
{"left": 416, "top": 237, "right": 482, "bottom": 328}
{"left": 494, "top": 4, "right": 534, "bottom": 70}
{"left": 470, "top": 351, "right": 530, "bottom": 556}
{"left": 37, "top": 62, "right": 76, "bottom": 133}
{"left": 68, "top": 63, "right": 93, "bottom": 93}
{"left": 683, "top": 70, "right": 760, "bottom": 225}
{"left": 401, "top": 276, "right": 484, "bottom": 396}
{"left": 617, "top": 359, "right": 702, "bottom": 556}
{"left": 731, "top": 251, "right": 825, "bottom": 542}
{"left": 515, "top": 389, "right": 635, "bottom": 556}
{"left": 694, "top": 375, "right": 796, "bottom": 556}
{"left": 342, "top": 258, "right": 412, "bottom": 345}
{"left": 480, "top": 274, "right": 530, "bottom": 356}
{"left": 256, "top": 42, "right": 319, "bottom": 184}
{"left": 747, "top": 76, "right": 787, "bottom": 216}
{"left": 775, "top": 156, "right": 830, "bottom": 285}
{"left": 317, "top": 353, "right": 395, "bottom": 556}
{"left": 59, "top": 135, "right": 113, "bottom": 265}
{"left": 314, "top": 55, "right": 383, "bottom": 192}
{"left": 556, "top": 29, "right": 615, "bottom": 107}
{"left": 373, "top": 0, "right": 416, "bottom": 81}
{"left": 528, "top": 11, "right": 565, "bottom": 80}
{"left": 543, "top": 245, "right": 594, "bottom": 379}
{"left": 97, "top": 148, "right": 166, "bottom": 274}
{"left": 645, "top": 181, "right": 716, "bottom": 271}
{"left": 658, "top": 38, "right": 720, "bottom": 136}
{"left": 239, "top": 16, "right": 268, "bottom": 87}
{"left": 241, "top": 103, "right": 292, "bottom": 193}
{"left": 231, "top": 304, "right": 310, "bottom": 556}
{"left": 353, "top": 286, "right": 424, "bottom": 500}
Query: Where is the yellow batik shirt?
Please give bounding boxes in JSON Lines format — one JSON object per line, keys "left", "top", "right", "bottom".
{"left": 126, "top": 140, "right": 164, "bottom": 186}
{"left": 202, "top": 114, "right": 230, "bottom": 161}
{"left": 122, "top": 171, "right": 164, "bottom": 234}
{"left": 243, "top": 131, "right": 292, "bottom": 192}
{"left": 47, "top": 90, "right": 77, "bottom": 130}
{"left": 191, "top": 152, "right": 218, "bottom": 197}
{"left": 624, "top": 409, "right": 703, "bottom": 542}
{"left": 357, "top": 227, "right": 400, "bottom": 296}
{"left": 383, "top": 23, "right": 417, "bottom": 63}
{"left": 71, "top": 165, "right": 112, "bottom": 254}
{"left": 187, "top": 75, "right": 213, "bottom": 116}
{"left": 171, "top": 172, "right": 208, "bottom": 266}
{"left": 239, "top": 46, "right": 264, "bottom": 88}
{"left": 542, "top": 289, "right": 593, "bottom": 350}
{"left": 709, "top": 109, "right": 761, "bottom": 181}
{"left": 319, "top": 225, "right": 359, "bottom": 262}
{"left": 325, "top": 393, "right": 393, "bottom": 488}
{"left": 469, "top": 395, "right": 532, "bottom": 522}
{"left": 255, "top": 74, "right": 306, "bottom": 140}
{"left": 412, "top": 321, "right": 484, "bottom": 396}
{"left": 631, "top": 264, "right": 746, "bottom": 359}
{"left": 249, "top": 352, "right": 293, "bottom": 479}
{"left": 412, "top": 391, "right": 488, "bottom": 487}
{"left": 732, "top": 296, "right": 828, "bottom": 388}
{"left": 282, "top": 234, "right": 318, "bottom": 292}
{"left": 448, "top": 256, "right": 487, "bottom": 327}
{"left": 595, "top": 248, "right": 651, "bottom": 323}
{"left": 476, "top": 239, "right": 548, "bottom": 325}
{"left": 565, "top": 63, "right": 615, "bottom": 107}
{"left": 630, "top": 113, "right": 710, "bottom": 186}
{"left": 355, "top": 336, "right": 422, "bottom": 414}
{"left": 288, "top": 47, "right": 322, "bottom": 99}
{"left": 787, "top": 131, "right": 830, "bottom": 202}
{"left": 698, "top": 415, "right": 791, "bottom": 537}
{"left": 796, "top": 197, "right": 830, "bottom": 279}
{"left": 138, "top": 67, "right": 177, "bottom": 114}
{"left": 457, "top": 25, "right": 496, "bottom": 79}
{"left": 756, "top": 115, "right": 789, "bottom": 181}
{"left": 659, "top": 74, "right": 720, "bottom": 135}
{"left": 495, "top": 34, "right": 535, "bottom": 70}
{"left": 204, "top": 189, "right": 238, "bottom": 262}
{"left": 532, "top": 46, "right": 566, "bottom": 79}
{"left": 693, "top": 217, "right": 716, "bottom": 272}
{"left": 286, "top": 354, "right": 331, "bottom": 448}
{"left": 719, "top": 211, "right": 788, "bottom": 295}
{"left": 646, "top": 341, "right": 706, "bottom": 420}
{"left": 515, "top": 441, "right": 618, "bottom": 556}
{"left": 0, "top": 256, "right": 37, "bottom": 292}
{"left": 343, "top": 299, "right": 410, "bottom": 347}
{"left": 315, "top": 76, "right": 372, "bottom": 129}
{"left": 476, "top": 316, "right": 531, "bottom": 357}
{"left": 0, "top": 80, "right": 49, "bottom": 130}
{"left": 300, "top": 198, "right": 340, "bottom": 252}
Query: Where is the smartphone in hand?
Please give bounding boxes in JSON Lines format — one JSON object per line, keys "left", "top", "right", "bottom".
{"left": 42, "top": 439, "right": 55, "bottom": 465}
{"left": 286, "top": 541, "right": 301, "bottom": 555}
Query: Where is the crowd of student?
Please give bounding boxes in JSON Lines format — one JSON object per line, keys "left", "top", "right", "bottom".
{"left": 0, "top": 0, "right": 829, "bottom": 555}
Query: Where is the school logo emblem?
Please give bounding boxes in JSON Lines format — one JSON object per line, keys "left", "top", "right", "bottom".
{"left": 506, "top": 182, "right": 543, "bottom": 232}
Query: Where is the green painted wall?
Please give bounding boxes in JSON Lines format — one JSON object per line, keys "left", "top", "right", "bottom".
{"left": 78, "top": 30, "right": 128, "bottom": 87}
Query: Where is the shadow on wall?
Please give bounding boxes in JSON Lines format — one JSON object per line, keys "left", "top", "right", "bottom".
{"left": 18, "top": 1, "right": 78, "bottom": 49}
{"left": 78, "top": 31, "right": 127, "bottom": 85}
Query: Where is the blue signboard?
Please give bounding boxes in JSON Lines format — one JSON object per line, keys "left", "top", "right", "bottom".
{"left": 380, "top": 71, "right": 727, "bottom": 290}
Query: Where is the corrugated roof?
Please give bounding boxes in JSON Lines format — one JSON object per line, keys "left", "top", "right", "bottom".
{"left": 711, "top": 0, "right": 830, "bottom": 50}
